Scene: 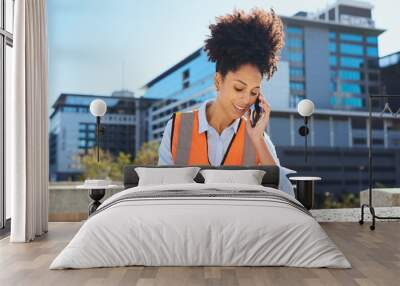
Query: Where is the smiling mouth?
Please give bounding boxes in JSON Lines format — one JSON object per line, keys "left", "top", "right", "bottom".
{"left": 233, "top": 103, "right": 248, "bottom": 113}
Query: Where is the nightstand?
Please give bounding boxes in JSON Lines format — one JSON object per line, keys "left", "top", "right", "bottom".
{"left": 77, "top": 182, "right": 120, "bottom": 215}
{"left": 288, "top": 176, "right": 321, "bottom": 210}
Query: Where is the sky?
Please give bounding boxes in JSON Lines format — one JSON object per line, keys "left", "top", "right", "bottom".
{"left": 47, "top": 0, "right": 399, "bottom": 108}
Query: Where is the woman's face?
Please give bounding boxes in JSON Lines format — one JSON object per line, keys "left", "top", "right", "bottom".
{"left": 215, "top": 63, "right": 262, "bottom": 121}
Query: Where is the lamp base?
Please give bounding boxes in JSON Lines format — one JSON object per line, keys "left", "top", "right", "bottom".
{"left": 88, "top": 188, "right": 106, "bottom": 215}
{"left": 83, "top": 179, "right": 109, "bottom": 216}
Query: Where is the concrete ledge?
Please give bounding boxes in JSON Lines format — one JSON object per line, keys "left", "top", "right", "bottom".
{"left": 48, "top": 183, "right": 400, "bottom": 223}
{"left": 49, "top": 182, "right": 124, "bottom": 222}
{"left": 360, "top": 188, "right": 400, "bottom": 207}
{"left": 311, "top": 207, "right": 400, "bottom": 222}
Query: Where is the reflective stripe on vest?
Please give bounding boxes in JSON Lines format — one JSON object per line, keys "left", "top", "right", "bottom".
{"left": 171, "top": 110, "right": 260, "bottom": 166}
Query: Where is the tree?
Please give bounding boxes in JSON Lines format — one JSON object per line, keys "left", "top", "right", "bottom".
{"left": 133, "top": 140, "right": 160, "bottom": 165}
{"left": 109, "top": 152, "right": 134, "bottom": 181}
{"left": 320, "top": 191, "right": 360, "bottom": 209}
{"left": 73, "top": 140, "right": 160, "bottom": 181}
{"left": 73, "top": 148, "right": 133, "bottom": 181}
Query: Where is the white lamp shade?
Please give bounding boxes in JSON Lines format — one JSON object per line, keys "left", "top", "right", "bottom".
{"left": 297, "top": 99, "right": 315, "bottom": 117}
{"left": 90, "top": 99, "right": 107, "bottom": 117}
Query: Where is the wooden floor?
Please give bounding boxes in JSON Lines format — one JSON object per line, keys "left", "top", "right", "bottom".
{"left": 0, "top": 222, "right": 399, "bottom": 286}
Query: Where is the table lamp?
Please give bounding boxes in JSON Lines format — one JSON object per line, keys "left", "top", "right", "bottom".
{"left": 89, "top": 99, "right": 107, "bottom": 163}
{"left": 81, "top": 99, "right": 110, "bottom": 211}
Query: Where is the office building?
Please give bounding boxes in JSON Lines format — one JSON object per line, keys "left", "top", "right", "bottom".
{"left": 141, "top": 0, "right": 399, "bottom": 199}
{"left": 379, "top": 51, "right": 400, "bottom": 110}
{"left": 49, "top": 92, "right": 156, "bottom": 181}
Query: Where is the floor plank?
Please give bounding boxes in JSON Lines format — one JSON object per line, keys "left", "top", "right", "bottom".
{"left": 0, "top": 222, "right": 399, "bottom": 286}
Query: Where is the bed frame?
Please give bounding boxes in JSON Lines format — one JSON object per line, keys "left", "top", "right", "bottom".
{"left": 123, "top": 165, "right": 280, "bottom": 190}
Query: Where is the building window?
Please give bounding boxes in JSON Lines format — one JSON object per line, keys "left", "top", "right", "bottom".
{"left": 1, "top": 0, "right": 14, "bottom": 227}
{"left": 329, "top": 31, "right": 336, "bottom": 40}
{"left": 353, "top": 138, "right": 366, "bottom": 145}
{"left": 340, "top": 43, "right": 363, "bottom": 56}
{"left": 290, "top": 82, "right": 304, "bottom": 91}
{"left": 330, "top": 70, "right": 337, "bottom": 79}
{"left": 63, "top": 106, "right": 77, "bottom": 113}
{"left": 366, "top": 36, "right": 377, "bottom": 44}
{"left": 288, "top": 52, "right": 303, "bottom": 62}
{"left": 330, "top": 81, "right": 337, "bottom": 92}
{"left": 368, "top": 86, "right": 379, "bottom": 94}
{"left": 287, "top": 26, "right": 303, "bottom": 35}
{"left": 372, "top": 138, "right": 384, "bottom": 145}
{"left": 366, "top": 46, "right": 378, "bottom": 57}
{"left": 368, "top": 72, "right": 378, "bottom": 81}
{"left": 287, "top": 38, "right": 303, "bottom": 49}
{"left": 182, "top": 69, "right": 190, "bottom": 80}
{"left": 341, "top": 83, "right": 361, "bottom": 94}
{"left": 329, "top": 96, "right": 337, "bottom": 106}
{"left": 79, "top": 123, "right": 87, "bottom": 131}
{"left": 289, "top": 95, "right": 305, "bottom": 108}
{"left": 352, "top": 117, "right": 367, "bottom": 129}
{"left": 329, "top": 42, "right": 336, "bottom": 53}
{"left": 339, "top": 33, "right": 362, "bottom": 42}
{"left": 367, "top": 59, "right": 379, "bottom": 69}
{"left": 182, "top": 68, "right": 190, "bottom": 90}
{"left": 339, "top": 70, "right": 361, "bottom": 81}
{"left": 340, "top": 57, "right": 364, "bottom": 68}
{"left": 337, "top": 97, "right": 363, "bottom": 108}
{"left": 329, "top": 55, "right": 337, "bottom": 66}
{"left": 289, "top": 67, "right": 304, "bottom": 77}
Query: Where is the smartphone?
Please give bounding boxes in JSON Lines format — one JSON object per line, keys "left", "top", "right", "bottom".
{"left": 251, "top": 96, "right": 263, "bottom": 128}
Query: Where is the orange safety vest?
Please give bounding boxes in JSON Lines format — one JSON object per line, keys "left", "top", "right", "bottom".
{"left": 170, "top": 109, "right": 260, "bottom": 166}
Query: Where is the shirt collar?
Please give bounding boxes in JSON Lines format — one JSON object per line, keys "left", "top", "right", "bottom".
{"left": 197, "top": 99, "right": 241, "bottom": 134}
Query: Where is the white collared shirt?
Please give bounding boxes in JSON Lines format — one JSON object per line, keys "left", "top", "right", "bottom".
{"left": 157, "top": 99, "right": 295, "bottom": 196}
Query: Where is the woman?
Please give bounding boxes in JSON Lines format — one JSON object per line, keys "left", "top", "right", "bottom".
{"left": 158, "top": 8, "right": 295, "bottom": 195}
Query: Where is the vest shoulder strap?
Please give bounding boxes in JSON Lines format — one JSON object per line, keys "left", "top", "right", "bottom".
{"left": 170, "top": 112, "right": 177, "bottom": 153}
{"left": 170, "top": 111, "right": 196, "bottom": 163}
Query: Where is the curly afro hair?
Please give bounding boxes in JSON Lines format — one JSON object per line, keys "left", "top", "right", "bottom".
{"left": 204, "top": 7, "right": 284, "bottom": 80}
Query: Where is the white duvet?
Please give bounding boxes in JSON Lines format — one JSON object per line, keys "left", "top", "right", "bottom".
{"left": 50, "top": 183, "right": 351, "bottom": 269}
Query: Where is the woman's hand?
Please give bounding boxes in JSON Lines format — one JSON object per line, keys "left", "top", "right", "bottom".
{"left": 243, "top": 93, "right": 276, "bottom": 165}
{"left": 244, "top": 93, "right": 271, "bottom": 144}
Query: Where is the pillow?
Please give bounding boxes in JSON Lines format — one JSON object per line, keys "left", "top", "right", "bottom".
{"left": 199, "top": 169, "right": 266, "bottom": 185}
{"left": 135, "top": 167, "right": 200, "bottom": 186}
{"left": 278, "top": 166, "right": 297, "bottom": 197}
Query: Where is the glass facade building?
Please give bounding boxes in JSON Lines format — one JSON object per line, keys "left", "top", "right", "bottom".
{"left": 49, "top": 93, "right": 156, "bottom": 181}
{"left": 286, "top": 25, "right": 306, "bottom": 108}
{"left": 137, "top": 0, "right": 398, "bottom": 197}
{"left": 142, "top": 0, "right": 386, "bottom": 137}
{"left": 143, "top": 1, "right": 384, "bottom": 112}
{"left": 277, "top": 0, "right": 383, "bottom": 110}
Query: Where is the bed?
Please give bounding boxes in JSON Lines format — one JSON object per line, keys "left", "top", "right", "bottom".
{"left": 49, "top": 165, "right": 351, "bottom": 269}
